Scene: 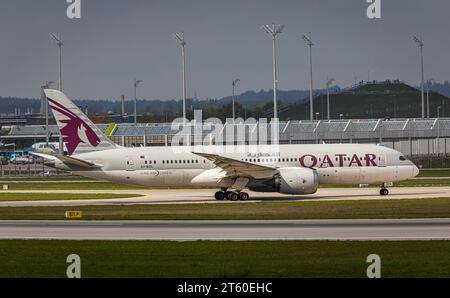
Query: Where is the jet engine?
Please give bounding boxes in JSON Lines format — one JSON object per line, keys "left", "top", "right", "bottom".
{"left": 248, "top": 167, "right": 319, "bottom": 194}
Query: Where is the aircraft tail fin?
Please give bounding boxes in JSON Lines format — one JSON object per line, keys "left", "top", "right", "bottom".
{"left": 44, "top": 89, "right": 118, "bottom": 155}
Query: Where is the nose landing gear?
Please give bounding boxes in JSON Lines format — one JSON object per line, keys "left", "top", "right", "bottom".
{"left": 379, "top": 183, "right": 389, "bottom": 196}
{"left": 379, "top": 188, "right": 389, "bottom": 196}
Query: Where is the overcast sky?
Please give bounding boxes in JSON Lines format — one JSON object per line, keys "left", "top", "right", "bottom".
{"left": 0, "top": 0, "right": 449, "bottom": 100}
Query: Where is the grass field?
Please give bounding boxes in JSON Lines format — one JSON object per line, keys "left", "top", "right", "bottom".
{"left": 0, "top": 176, "right": 95, "bottom": 181}
{"left": 0, "top": 193, "right": 142, "bottom": 201}
{"left": 0, "top": 197, "right": 448, "bottom": 220}
{"left": 321, "top": 179, "right": 450, "bottom": 188}
{"left": 417, "top": 169, "right": 450, "bottom": 177}
{"left": 0, "top": 240, "right": 447, "bottom": 277}
{"left": 0, "top": 182, "right": 149, "bottom": 190}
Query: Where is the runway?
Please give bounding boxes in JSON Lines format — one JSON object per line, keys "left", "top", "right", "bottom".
{"left": 1, "top": 186, "right": 450, "bottom": 207}
{"left": 0, "top": 218, "right": 449, "bottom": 240}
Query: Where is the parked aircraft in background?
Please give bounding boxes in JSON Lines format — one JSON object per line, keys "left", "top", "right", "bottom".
{"left": 30, "top": 142, "right": 66, "bottom": 154}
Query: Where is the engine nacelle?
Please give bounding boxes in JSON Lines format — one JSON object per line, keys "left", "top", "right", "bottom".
{"left": 274, "top": 167, "right": 319, "bottom": 194}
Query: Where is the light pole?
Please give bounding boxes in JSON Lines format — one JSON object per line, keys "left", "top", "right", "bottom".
{"left": 262, "top": 23, "right": 284, "bottom": 121}
{"left": 326, "top": 78, "right": 335, "bottom": 120}
{"left": 413, "top": 35, "right": 425, "bottom": 118}
{"left": 437, "top": 106, "right": 441, "bottom": 155}
{"left": 41, "top": 81, "right": 54, "bottom": 146}
{"left": 302, "top": 32, "right": 314, "bottom": 120}
{"left": 133, "top": 79, "right": 143, "bottom": 125}
{"left": 49, "top": 33, "right": 64, "bottom": 154}
{"left": 175, "top": 32, "right": 187, "bottom": 123}
{"left": 232, "top": 79, "right": 240, "bottom": 121}
{"left": 49, "top": 34, "right": 63, "bottom": 91}
{"left": 426, "top": 78, "right": 434, "bottom": 118}
{"left": 315, "top": 112, "right": 320, "bottom": 121}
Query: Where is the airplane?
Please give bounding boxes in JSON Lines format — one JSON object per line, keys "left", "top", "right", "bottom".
{"left": 30, "top": 142, "right": 66, "bottom": 154}
{"left": 33, "top": 89, "right": 419, "bottom": 201}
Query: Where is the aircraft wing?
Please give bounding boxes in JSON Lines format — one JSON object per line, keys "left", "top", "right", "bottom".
{"left": 30, "top": 152, "right": 101, "bottom": 169}
{"left": 192, "top": 152, "right": 277, "bottom": 179}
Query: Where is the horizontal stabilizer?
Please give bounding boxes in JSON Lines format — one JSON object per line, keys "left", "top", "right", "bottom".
{"left": 30, "top": 152, "right": 101, "bottom": 169}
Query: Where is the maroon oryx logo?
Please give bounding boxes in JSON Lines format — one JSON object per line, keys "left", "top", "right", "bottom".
{"left": 48, "top": 97, "right": 100, "bottom": 155}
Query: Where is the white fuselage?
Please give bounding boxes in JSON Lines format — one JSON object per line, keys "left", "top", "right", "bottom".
{"left": 71, "top": 144, "right": 419, "bottom": 190}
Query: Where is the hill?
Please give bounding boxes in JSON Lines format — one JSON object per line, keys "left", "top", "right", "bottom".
{"left": 279, "top": 81, "right": 450, "bottom": 120}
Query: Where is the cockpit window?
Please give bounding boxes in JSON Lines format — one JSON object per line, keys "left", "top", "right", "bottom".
{"left": 399, "top": 156, "right": 407, "bottom": 161}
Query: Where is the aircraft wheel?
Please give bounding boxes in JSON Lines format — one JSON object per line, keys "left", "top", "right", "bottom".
{"left": 379, "top": 188, "right": 389, "bottom": 196}
{"left": 229, "top": 192, "right": 239, "bottom": 201}
{"left": 239, "top": 192, "right": 250, "bottom": 201}
{"left": 214, "top": 191, "right": 225, "bottom": 200}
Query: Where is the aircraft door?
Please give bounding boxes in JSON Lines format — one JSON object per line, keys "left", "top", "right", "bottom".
{"left": 378, "top": 154, "right": 386, "bottom": 167}
{"left": 126, "top": 156, "right": 136, "bottom": 171}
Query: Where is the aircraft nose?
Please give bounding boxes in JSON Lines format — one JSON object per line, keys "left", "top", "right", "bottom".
{"left": 413, "top": 165, "right": 420, "bottom": 177}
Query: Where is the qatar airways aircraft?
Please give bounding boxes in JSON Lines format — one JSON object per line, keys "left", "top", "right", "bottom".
{"left": 34, "top": 89, "right": 419, "bottom": 201}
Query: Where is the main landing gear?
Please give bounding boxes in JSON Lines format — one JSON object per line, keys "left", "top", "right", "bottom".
{"left": 379, "top": 183, "right": 389, "bottom": 196}
{"left": 214, "top": 189, "right": 250, "bottom": 201}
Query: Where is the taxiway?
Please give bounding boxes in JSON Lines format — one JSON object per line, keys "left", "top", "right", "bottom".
{"left": 0, "top": 186, "right": 449, "bottom": 206}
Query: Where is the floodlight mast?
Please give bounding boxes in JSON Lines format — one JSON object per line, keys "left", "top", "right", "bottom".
{"left": 49, "top": 34, "right": 63, "bottom": 91}
{"left": 175, "top": 32, "right": 187, "bottom": 123}
{"left": 426, "top": 78, "right": 434, "bottom": 119}
{"left": 413, "top": 35, "right": 425, "bottom": 118}
{"left": 133, "top": 79, "right": 143, "bottom": 125}
{"left": 42, "top": 81, "right": 54, "bottom": 145}
{"left": 262, "top": 24, "right": 284, "bottom": 121}
{"left": 232, "top": 79, "right": 240, "bottom": 121}
{"left": 302, "top": 32, "right": 314, "bottom": 121}
{"left": 326, "top": 78, "right": 335, "bottom": 120}
{"left": 49, "top": 33, "right": 64, "bottom": 154}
